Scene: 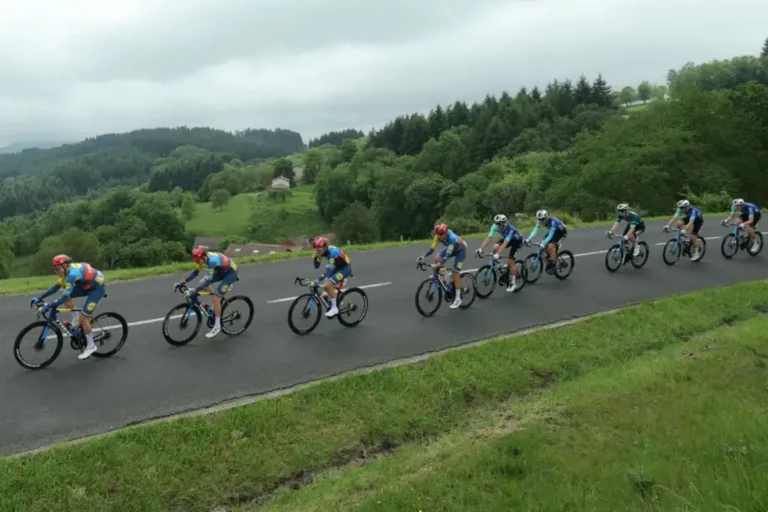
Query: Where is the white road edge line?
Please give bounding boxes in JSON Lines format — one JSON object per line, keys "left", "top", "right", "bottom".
{"left": 266, "top": 281, "right": 393, "bottom": 304}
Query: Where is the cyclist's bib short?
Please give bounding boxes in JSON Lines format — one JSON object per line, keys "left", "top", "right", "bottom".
{"left": 741, "top": 211, "right": 761, "bottom": 228}
{"left": 548, "top": 228, "right": 567, "bottom": 245}
{"left": 623, "top": 222, "right": 645, "bottom": 236}
{"left": 211, "top": 269, "right": 238, "bottom": 295}
{"left": 497, "top": 235, "right": 523, "bottom": 258}
{"left": 69, "top": 283, "right": 106, "bottom": 315}
{"left": 327, "top": 264, "right": 352, "bottom": 285}
{"left": 683, "top": 216, "right": 703, "bottom": 235}
{"left": 440, "top": 245, "right": 466, "bottom": 271}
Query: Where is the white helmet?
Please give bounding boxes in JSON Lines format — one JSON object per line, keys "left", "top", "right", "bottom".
{"left": 732, "top": 198, "right": 744, "bottom": 206}
{"left": 536, "top": 209, "right": 548, "bottom": 220}
{"left": 493, "top": 214, "right": 507, "bottom": 224}
{"left": 677, "top": 199, "right": 690, "bottom": 208}
{"left": 616, "top": 203, "right": 629, "bottom": 211}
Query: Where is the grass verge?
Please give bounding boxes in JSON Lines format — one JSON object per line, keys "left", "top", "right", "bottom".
{"left": 1, "top": 280, "right": 766, "bottom": 511}
{"left": 1, "top": 212, "right": 720, "bottom": 296}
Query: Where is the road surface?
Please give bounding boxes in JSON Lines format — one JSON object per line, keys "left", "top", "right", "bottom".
{"left": 1, "top": 221, "right": 765, "bottom": 456}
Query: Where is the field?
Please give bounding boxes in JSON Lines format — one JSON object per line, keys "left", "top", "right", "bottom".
{"left": 2, "top": 280, "right": 767, "bottom": 511}
{"left": 184, "top": 185, "right": 330, "bottom": 241}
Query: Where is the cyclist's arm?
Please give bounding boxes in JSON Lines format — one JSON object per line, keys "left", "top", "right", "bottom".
{"left": 480, "top": 225, "right": 496, "bottom": 251}
{"left": 527, "top": 220, "right": 542, "bottom": 240}
{"left": 541, "top": 229, "right": 555, "bottom": 246}
{"left": 609, "top": 217, "right": 620, "bottom": 233}
{"left": 684, "top": 209, "right": 697, "bottom": 230}
{"left": 193, "top": 266, "right": 215, "bottom": 293}
{"left": 49, "top": 275, "right": 76, "bottom": 308}
{"left": 38, "top": 281, "right": 62, "bottom": 300}
{"left": 184, "top": 264, "right": 201, "bottom": 283}
{"left": 424, "top": 236, "right": 439, "bottom": 258}
{"left": 667, "top": 209, "right": 681, "bottom": 227}
{"left": 313, "top": 255, "right": 322, "bottom": 269}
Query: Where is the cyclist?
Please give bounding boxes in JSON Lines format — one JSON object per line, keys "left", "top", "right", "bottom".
{"left": 418, "top": 223, "right": 467, "bottom": 309}
{"left": 30, "top": 254, "right": 106, "bottom": 360}
{"left": 476, "top": 214, "right": 524, "bottom": 292}
{"left": 312, "top": 237, "right": 352, "bottom": 318}
{"left": 525, "top": 210, "right": 567, "bottom": 271}
{"left": 174, "top": 245, "right": 238, "bottom": 339}
{"left": 606, "top": 203, "right": 645, "bottom": 257}
{"left": 722, "top": 198, "right": 761, "bottom": 254}
{"left": 664, "top": 199, "right": 703, "bottom": 260}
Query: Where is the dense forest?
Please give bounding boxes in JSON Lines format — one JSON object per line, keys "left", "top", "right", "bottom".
{"left": 0, "top": 39, "right": 766, "bottom": 279}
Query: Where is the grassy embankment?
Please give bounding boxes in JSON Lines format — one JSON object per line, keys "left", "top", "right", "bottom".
{"left": 2, "top": 280, "right": 767, "bottom": 511}
{"left": 1, "top": 204, "right": 729, "bottom": 295}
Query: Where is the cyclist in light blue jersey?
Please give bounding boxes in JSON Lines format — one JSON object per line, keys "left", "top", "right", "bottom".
{"left": 476, "top": 214, "right": 524, "bottom": 292}
{"left": 664, "top": 199, "right": 704, "bottom": 260}
{"left": 722, "top": 198, "right": 761, "bottom": 254}
{"left": 525, "top": 209, "right": 567, "bottom": 271}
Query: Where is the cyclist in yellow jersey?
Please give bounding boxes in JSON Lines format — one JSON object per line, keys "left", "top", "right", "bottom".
{"left": 417, "top": 223, "right": 467, "bottom": 309}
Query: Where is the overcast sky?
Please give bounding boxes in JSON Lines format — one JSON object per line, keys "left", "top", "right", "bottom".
{"left": 0, "top": 0, "right": 766, "bottom": 147}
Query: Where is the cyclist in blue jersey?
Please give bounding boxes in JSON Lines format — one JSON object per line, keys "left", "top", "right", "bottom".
{"left": 174, "top": 245, "right": 239, "bottom": 338}
{"left": 606, "top": 203, "right": 645, "bottom": 257}
{"left": 30, "top": 254, "right": 107, "bottom": 360}
{"left": 418, "top": 223, "right": 467, "bottom": 309}
{"left": 525, "top": 210, "right": 567, "bottom": 271}
{"left": 312, "top": 237, "right": 352, "bottom": 318}
{"left": 722, "top": 198, "right": 761, "bottom": 254}
{"left": 664, "top": 199, "right": 704, "bottom": 260}
{"left": 476, "top": 214, "right": 524, "bottom": 292}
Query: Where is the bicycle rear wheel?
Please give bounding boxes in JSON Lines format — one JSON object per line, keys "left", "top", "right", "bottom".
{"left": 220, "top": 296, "right": 255, "bottom": 336}
{"left": 554, "top": 250, "right": 575, "bottom": 280}
{"left": 458, "top": 273, "right": 477, "bottom": 309}
{"left": 336, "top": 288, "right": 369, "bottom": 327}
{"left": 162, "top": 304, "right": 202, "bottom": 346}
{"left": 13, "top": 321, "right": 64, "bottom": 370}
{"left": 90, "top": 312, "right": 129, "bottom": 358}
{"left": 630, "top": 242, "right": 649, "bottom": 269}
{"left": 749, "top": 232, "right": 764, "bottom": 256}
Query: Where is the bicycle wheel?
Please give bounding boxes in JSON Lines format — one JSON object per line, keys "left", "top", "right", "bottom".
{"left": 474, "top": 265, "right": 497, "bottom": 299}
{"left": 13, "top": 321, "right": 64, "bottom": 370}
{"left": 604, "top": 244, "right": 622, "bottom": 273}
{"left": 512, "top": 262, "right": 527, "bottom": 292}
{"left": 721, "top": 234, "right": 738, "bottom": 259}
{"left": 415, "top": 278, "right": 442, "bottom": 317}
{"left": 220, "top": 295, "right": 255, "bottom": 336}
{"left": 336, "top": 288, "right": 369, "bottom": 327}
{"left": 162, "top": 303, "right": 202, "bottom": 346}
{"left": 554, "top": 250, "right": 575, "bottom": 280}
{"left": 287, "top": 293, "right": 322, "bottom": 335}
{"left": 630, "top": 242, "right": 649, "bottom": 269}
{"left": 749, "top": 232, "right": 764, "bottom": 256}
{"left": 90, "top": 312, "right": 129, "bottom": 358}
{"left": 523, "top": 253, "right": 543, "bottom": 284}
{"left": 458, "top": 273, "right": 477, "bottom": 309}
{"left": 694, "top": 237, "right": 707, "bottom": 261}
{"left": 662, "top": 239, "right": 680, "bottom": 265}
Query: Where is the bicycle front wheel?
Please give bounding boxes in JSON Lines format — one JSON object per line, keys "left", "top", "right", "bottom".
{"left": 220, "top": 296, "right": 255, "bottom": 336}
{"left": 523, "top": 253, "right": 543, "bottom": 284}
{"left": 721, "top": 234, "right": 738, "bottom": 259}
{"left": 662, "top": 239, "right": 680, "bottom": 265}
{"left": 14, "top": 321, "right": 64, "bottom": 370}
{"left": 288, "top": 293, "right": 322, "bottom": 335}
{"left": 474, "top": 265, "right": 497, "bottom": 299}
{"left": 604, "top": 244, "right": 622, "bottom": 273}
{"left": 415, "top": 278, "right": 442, "bottom": 317}
{"left": 162, "top": 303, "right": 202, "bottom": 346}
{"left": 90, "top": 312, "right": 129, "bottom": 358}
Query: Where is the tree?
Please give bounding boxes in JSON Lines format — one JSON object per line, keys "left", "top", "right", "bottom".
{"left": 619, "top": 86, "right": 636, "bottom": 106}
{"left": 211, "top": 188, "right": 231, "bottom": 211}
{"left": 272, "top": 158, "right": 295, "bottom": 181}
{"left": 637, "top": 81, "right": 652, "bottom": 103}
{"left": 591, "top": 74, "right": 613, "bottom": 107}
{"left": 762, "top": 36, "right": 768, "bottom": 59}
{"left": 33, "top": 228, "right": 102, "bottom": 275}
{"left": 181, "top": 196, "right": 197, "bottom": 219}
{"left": 301, "top": 148, "right": 323, "bottom": 185}
{"left": 652, "top": 84, "right": 668, "bottom": 101}
{"left": 332, "top": 202, "right": 380, "bottom": 244}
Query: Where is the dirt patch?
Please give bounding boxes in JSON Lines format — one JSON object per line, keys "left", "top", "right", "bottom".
{"left": 754, "top": 305, "right": 768, "bottom": 314}
{"left": 678, "top": 332, "right": 693, "bottom": 342}
{"left": 719, "top": 315, "right": 739, "bottom": 327}
{"left": 530, "top": 369, "right": 558, "bottom": 387}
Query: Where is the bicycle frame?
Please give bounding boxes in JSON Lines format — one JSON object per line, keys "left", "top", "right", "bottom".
{"left": 529, "top": 241, "right": 560, "bottom": 272}
{"left": 294, "top": 276, "right": 347, "bottom": 313}
{"left": 175, "top": 284, "right": 218, "bottom": 321}
{"left": 417, "top": 262, "right": 454, "bottom": 297}
{"left": 37, "top": 305, "right": 81, "bottom": 341}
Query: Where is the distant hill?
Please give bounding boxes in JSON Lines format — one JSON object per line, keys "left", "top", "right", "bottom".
{"left": 0, "top": 140, "right": 67, "bottom": 155}
{"left": 0, "top": 126, "right": 305, "bottom": 180}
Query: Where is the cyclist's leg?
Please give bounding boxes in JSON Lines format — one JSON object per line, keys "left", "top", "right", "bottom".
{"left": 547, "top": 230, "right": 563, "bottom": 263}
{"left": 506, "top": 237, "right": 522, "bottom": 290}
{"left": 208, "top": 271, "right": 238, "bottom": 332}
{"left": 325, "top": 266, "right": 352, "bottom": 316}
{"left": 78, "top": 285, "right": 106, "bottom": 358}
{"left": 742, "top": 212, "right": 756, "bottom": 239}
{"left": 691, "top": 217, "right": 703, "bottom": 256}
{"left": 449, "top": 247, "right": 466, "bottom": 307}
{"left": 67, "top": 288, "right": 87, "bottom": 324}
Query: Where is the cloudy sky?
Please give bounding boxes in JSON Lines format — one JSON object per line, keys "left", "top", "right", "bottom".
{"left": 0, "top": 0, "right": 766, "bottom": 147}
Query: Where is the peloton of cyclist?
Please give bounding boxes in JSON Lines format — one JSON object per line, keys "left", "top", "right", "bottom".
{"left": 418, "top": 223, "right": 467, "bottom": 309}
{"left": 722, "top": 198, "right": 761, "bottom": 254}
{"left": 174, "top": 245, "right": 239, "bottom": 339}
{"left": 312, "top": 237, "right": 352, "bottom": 318}
{"left": 525, "top": 210, "right": 567, "bottom": 271}
{"left": 476, "top": 214, "right": 524, "bottom": 292}
{"left": 664, "top": 199, "right": 704, "bottom": 261}
{"left": 606, "top": 203, "right": 645, "bottom": 257}
{"left": 30, "top": 255, "right": 107, "bottom": 360}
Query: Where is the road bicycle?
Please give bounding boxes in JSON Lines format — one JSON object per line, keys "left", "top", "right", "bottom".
{"left": 474, "top": 250, "right": 528, "bottom": 298}
{"left": 521, "top": 240, "right": 575, "bottom": 284}
{"left": 14, "top": 298, "right": 128, "bottom": 370}
{"left": 287, "top": 275, "right": 368, "bottom": 335}
{"left": 661, "top": 227, "right": 707, "bottom": 265}
{"left": 161, "top": 283, "right": 254, "bottom": 346}
{"left": 414, "top": 261, "right": 477, "bottom": 317}
{"left": 604, "top": 232, "right": 649, "bottom": 272}
{"left": 720, "top": 222, "right": 763, "bottom": 259}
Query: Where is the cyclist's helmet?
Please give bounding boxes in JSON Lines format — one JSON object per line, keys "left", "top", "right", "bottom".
{"left": 313, "top": 237, "right": 328, "bottom": 249}
{"left": 493, "top": 214, "right": 507, "bottom": 224}
{"left": 51, "top": 254, "right": 72, "bottom": 267}
{"left": 732, "top": 198, "right": 745, "bottom": 207}
{"left": 435, "top": 223, "right": 448, "bottom": 236}
{"left": 191, "top": 245, "right": 209, "bottom": 260}
{"left": 677, "top": 199, "right": 690, "bottom": 208}
{"left": 617, "top": 203, "right": 629, "bottom": 212}
{"left": 536, "top": 209, "right": 548, "bottom": 220}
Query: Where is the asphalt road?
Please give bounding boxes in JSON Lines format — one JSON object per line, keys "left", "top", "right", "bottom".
{"left": 1, "top": 221, "right": 766, "bottom": 456}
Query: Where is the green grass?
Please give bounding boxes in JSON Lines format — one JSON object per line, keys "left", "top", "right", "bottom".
{"left": 185, "top": 185, "right": 329, "bottom": 240}
{"left": 626, "top": 103, "right": 650, "bottom": 112}
{"left": 0, "top": 212, "right": 729, "bottom": 295}
{"left": 1, "top": 280, "right": 767, "bottom": 511}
